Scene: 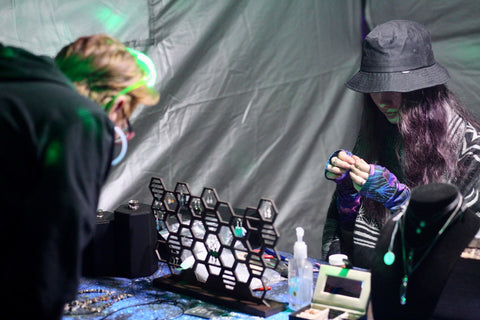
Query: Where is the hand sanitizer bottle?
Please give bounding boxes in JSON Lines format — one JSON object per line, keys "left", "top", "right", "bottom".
{"left": 288, "top": 227, "right": 313, "bottom": 311}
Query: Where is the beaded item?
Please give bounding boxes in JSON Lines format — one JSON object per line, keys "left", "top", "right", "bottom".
{"left": 64, "top": 288, "right": 132, "bottom": 314}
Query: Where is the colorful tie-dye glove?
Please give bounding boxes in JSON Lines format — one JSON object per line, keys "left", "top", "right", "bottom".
{"left": 359, "top": 164, "right": 410, "bottom": 214}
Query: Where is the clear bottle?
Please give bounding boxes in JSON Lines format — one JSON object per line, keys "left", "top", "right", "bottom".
{"left": 288, "top": 227, "right": 313, "bottom": 311}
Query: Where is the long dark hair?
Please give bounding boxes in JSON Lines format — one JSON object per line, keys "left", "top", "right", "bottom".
{"left": 400, "top": 85, "right": 466, "bottom": 186}
{"left": 353, "top": 84, "right": 480, "bottom": 221}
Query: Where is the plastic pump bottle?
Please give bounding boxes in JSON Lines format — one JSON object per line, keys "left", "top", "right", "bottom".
{"left": 288, "top": 227, "right": 313, "bottom": 311}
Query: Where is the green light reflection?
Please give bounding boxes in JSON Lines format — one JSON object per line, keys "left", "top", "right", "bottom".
{"left": 45, "top": 140, "right": 62, "bottom": 167}
{"left": 95, "top": 7, "right": 124, "bottom": 32}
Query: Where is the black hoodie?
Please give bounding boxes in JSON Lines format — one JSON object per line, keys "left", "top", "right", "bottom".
{"left": 0, "top": 44, "right": 114, "bottom": 319}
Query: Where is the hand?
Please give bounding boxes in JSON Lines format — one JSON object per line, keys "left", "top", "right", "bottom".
{"left": 325, "top": 150, "right": 355, "bottom": 180}
{"left": 350, "top": 155, "right": 370, "bottom": 192}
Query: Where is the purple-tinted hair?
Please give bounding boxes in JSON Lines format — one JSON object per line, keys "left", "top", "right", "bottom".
{"left": 400, "top": 86, "right": 458, "bottom": 186}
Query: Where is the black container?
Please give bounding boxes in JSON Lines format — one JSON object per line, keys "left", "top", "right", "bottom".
{"left": 82, "top": 201, "right": 158, "bottom": 278}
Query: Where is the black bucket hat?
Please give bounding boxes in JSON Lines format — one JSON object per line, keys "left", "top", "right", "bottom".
{"left": 346, "top": 20, "right": 450, "bottom": 93}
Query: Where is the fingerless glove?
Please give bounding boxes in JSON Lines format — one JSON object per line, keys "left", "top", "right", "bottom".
{"left": 359, "top": 164, "right": 410, "bottom": 214}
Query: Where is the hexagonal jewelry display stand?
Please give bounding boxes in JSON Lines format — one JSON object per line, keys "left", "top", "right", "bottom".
{"left": 149, "top": 177, "right": 286, "bottom": 317}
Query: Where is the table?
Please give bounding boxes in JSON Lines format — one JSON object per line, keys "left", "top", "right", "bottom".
{"left": 63, "top": 261, "right": 300, "bottom": 320}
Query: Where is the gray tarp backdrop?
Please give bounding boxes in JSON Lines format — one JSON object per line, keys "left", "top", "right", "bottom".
{"left": 1, "top": 0, "right": 479, "bottom": 259}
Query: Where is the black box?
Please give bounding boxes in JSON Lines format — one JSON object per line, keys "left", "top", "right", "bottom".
{"left": 114, "top": 202, "right": 158, "bottom": 278}
{"left": 82, "top": 211, "right": 116, "bottom": 277}
{"left": 82, "top": 202, "right": 158, "bottom": 278}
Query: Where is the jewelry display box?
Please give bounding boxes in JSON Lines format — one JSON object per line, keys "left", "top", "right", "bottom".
{"left": 289, "top": 264, "right": 371, "bottom": 320}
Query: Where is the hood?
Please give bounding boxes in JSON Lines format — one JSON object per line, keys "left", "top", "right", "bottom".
{"left": 0, "top": 43, "right": 72, "bottom": 87}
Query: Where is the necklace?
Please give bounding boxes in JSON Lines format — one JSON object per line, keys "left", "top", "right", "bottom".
{"left": 64, "top": 288, "right": 132, "bottom": 314}
{"left": 399, "top": 195, "right": 463, "bottom": 305}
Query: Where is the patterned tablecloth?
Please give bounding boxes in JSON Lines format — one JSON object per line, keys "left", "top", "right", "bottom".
{"left": 62, "top": 259, "right": 306, "bottom": 320}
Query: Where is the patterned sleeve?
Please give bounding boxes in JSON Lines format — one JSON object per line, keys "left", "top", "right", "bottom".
{"left": 322, "top": 188, "right": 360, "bottom": 260}
{"left": 324, "top": 150, "right": 362, "bottom": 229}
{"left": 456, "top": 122, "right": 480, "bottom": 213}
{"left": 322, "top": 150, "right": 362, "bottom": 259}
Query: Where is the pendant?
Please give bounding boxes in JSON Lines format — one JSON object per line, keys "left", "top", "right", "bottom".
{"left": 383, "top": 251, "right": 395, "bottom": 265}
{"left": 399, "top": 275, "right": 408, "bottom": 305}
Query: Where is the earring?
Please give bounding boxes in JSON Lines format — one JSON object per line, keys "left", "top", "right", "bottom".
{"left": 234, "top": 218, "right": 246, "bottom": 237}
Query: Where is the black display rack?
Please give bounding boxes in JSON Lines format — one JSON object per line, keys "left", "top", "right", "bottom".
{"left": 149, "top": 177, "right": 286, "bottom": 317}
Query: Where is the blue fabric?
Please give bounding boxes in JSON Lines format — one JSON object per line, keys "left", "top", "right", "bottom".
{"left": 62, "top": 259, "right": 317, "bottom": 320}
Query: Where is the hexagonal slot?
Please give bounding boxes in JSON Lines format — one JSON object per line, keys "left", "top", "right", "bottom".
{"left": 219, "top": 225, "right": 233, "bottom": 246}
{"left": 247, "top": 254, "right": 265, "bottom": 277}
{"left": 233, "top": 240, "right": 248, "bottom": 261}
{"left": 155, "top": 240, "right": 169, "bottom": 262}
{"left": 222, "top": 270, "right": 236, "bottom": 290}
{"left": 149, "top": 177, "right": 165, "bottom": 197}
{"left": 219, "top": 248, "right": 235, "bottom": 269}
{"left": 174, "top": 182, "right": 191, "bottom": 205}
{"left": 180, "top": 249, "right": 194, "bottom": 269}
{"left": 179, "top": 227, "right": 194, "bottom": 248}
{"left": 169, "top": 255, "right": 182, "bottom": 273}
{"left": 156, "top": 220, "right": 168, "bottom": 234}
{"left": 191, "top": 219, "right": 206, "bottom": 240}
{"left": 163, "top": 191, "right": 178, "bottom": 213}
{"left": 201, "top": 188, "right": 218, "bottom": 210}
{"left": 193, "top": 241, "right": 208, "bottom": 262}
{"left": 206, "top": 234, "right": 221, "bottom": 265}
{"left": 260, "top": 224, "right": 279, "bottom": 248}
{"left": 232, "top": 217, "right": 247, "bottom": 238}
{"left": 166, "top": 234, "right": 182, "bottom": 256}
{"left": 190, "top": 197, "right": 204, "bottom": 217}
{"left": 178, "top": 206, "right": 193, "bottom": 226}
{"left": 151, "top": 199, "right": 165, "bottom": 213}
{"left": 165, "top": 213, "right": 180, "bottom": 233}
{"left": 169, "top": 254, "right": 181, "bottom": 265}
{"left": 245, "top": 229, "right": 262, "bottom": 250}
{"left": 152, "top": 199, "right": 167, "bottom": 233}
{"left": 234, "top": 262, "right": 249, "bottom": 283}
{"left": 194, "top": 263, "right": 209, "bottom": 283}
{"left": 204, "top": 211, "right": 220, "bottom": 233}
{"left": 263, "top": 247, "right": 281, "bottom": 269}
{"left": 249, "top": 276, "right": 265, "bottom": 296}
{"left": 215, "top": 201, "right": 233, "bottom": 224}
{"left": 209, "top": 265, "right": 221, "bottom": 276}
{"left": 257, "top": 199, "right": 276, "bottom": 223}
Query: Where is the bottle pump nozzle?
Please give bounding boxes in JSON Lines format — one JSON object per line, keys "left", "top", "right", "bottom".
{"left": 294, "top": 227, "right": 307, "bottom": 260}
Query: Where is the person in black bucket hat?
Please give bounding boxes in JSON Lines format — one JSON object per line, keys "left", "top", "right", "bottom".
{"left": 321, "top": 20, "right": 480, "bottom": 269}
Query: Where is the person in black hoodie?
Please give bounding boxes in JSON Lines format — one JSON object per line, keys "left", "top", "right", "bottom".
{"left": 0, "top": 35, "right": 159, "bottom": 319}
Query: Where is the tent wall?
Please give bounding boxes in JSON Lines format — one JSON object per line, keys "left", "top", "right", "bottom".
{"left": 1, "top": 0, "right": 478, "bottom": 258}
{"left": 366, "top": 0, "right": 480, "bottom": 119}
